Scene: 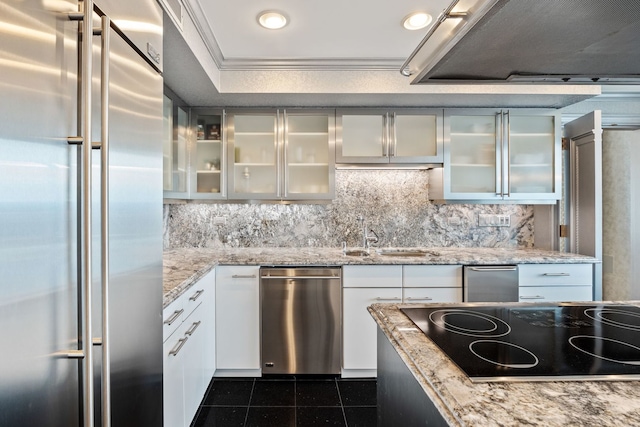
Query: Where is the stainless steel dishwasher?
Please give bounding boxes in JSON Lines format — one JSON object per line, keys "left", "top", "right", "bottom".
{"left": 260, "top": 267, "right": 342, "bottom": 375}
{"left": 464, "top": 265, "right": 519, "bottom": 302}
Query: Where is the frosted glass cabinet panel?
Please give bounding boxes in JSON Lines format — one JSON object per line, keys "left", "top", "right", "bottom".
{"left": 190, "top": 109, "right": 226, "bottom": 200}
{"left": 448, "top": 114, "right": 499, "bottom": 195}
{"left": 431, "top": 109, "right": 560, "bottom": 203}
{"left": 227, "top": 109, "right": 335, "bottom": 200}
{"left": 336, "top": 109, "right": 442, "bottom": 164}
{"left": 228, "top": 112, "right": 279, "bottom": 197}
{"left": 509, "top": 115, "right": 556, "bottom": 195}
{"left": 163, "top": 96, "right": 189, "bottom": 199}
{"left": 286, "top": 114, "right": 333, "bottom": 197}
{"left": 162, "top": 95, "right": 173, "bottom": 191}
{"left": 340, "top": 114, "right": 386, "bottom": 159}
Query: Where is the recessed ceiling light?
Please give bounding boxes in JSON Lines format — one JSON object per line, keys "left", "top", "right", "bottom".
{"left": 257, "top": 11, "right": 288, "bottom": 30}
{"left": 402, "top": 12, "right": 432, "bottom": 30}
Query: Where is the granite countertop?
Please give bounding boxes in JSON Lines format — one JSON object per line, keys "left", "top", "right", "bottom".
{"left": 162, "top": 247, "right": 599, "bottom": 307}
{"left": 368, "top": 302, "right": 640, "bottom": 427}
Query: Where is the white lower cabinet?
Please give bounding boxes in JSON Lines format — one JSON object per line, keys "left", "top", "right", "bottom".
{"left": 403, "top": 287, "right": 462, "bottom": 303}
{"left": 342, "top": 265, "right": 402, "bottom": 378}
{"left": 215, "top": 265, "right": 261, "bottom": 376}
{"left": 163, "top": 269, "right": 214, "bottom": 427}
{"left": 342, "top": 264, "right": 463, "bottom": 378}
{"left": 343, "top": 287, "right": 402, "bottom": 377}
{"left": 518, "top": 263, "right": 594, "bottom": 302}
{"left": 402, "top": 265, "right": 463, "bottom": 303}
{"left": 163, "top": 319, "right": 188, "bottom": 427}
{"left": 519, "top": 286, "right": 593, "bottom": 302}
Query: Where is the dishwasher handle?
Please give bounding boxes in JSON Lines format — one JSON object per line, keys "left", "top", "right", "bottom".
{"left": 261, "top": 275, "right": 341, "bottom": 280}
{"left": 467, "top": 266, "right": 517, "bottom": 272}
{"left": 260, "top": 268, "right": 341, "bottom": 279}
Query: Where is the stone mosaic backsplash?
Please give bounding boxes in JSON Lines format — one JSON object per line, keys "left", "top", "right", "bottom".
{"left": 164, "top": 170, "right": 534, "bottom": 249}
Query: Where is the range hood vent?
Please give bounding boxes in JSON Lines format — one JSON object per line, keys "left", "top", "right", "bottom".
{"left": 403, "top": 0, "right": 640, "bottom": 84}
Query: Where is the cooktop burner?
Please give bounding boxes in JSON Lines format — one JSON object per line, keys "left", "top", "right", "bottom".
{"left": 401, "top": 303, "right": 640, "bottom": 382}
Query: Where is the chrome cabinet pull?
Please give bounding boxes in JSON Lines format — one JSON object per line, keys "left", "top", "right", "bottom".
{"left": 543, "top": 273, "right": 570, "bottom": 277}
{"left": 520, "top": 295, "right": 545, "bottom": 300}
{"left": 164, "top": 309, "right": 184, "bottom": 325}
{"left": 232, "top": 274, "right": 257, "bottom": 279}
{"left": 189, "top": 289, "right": 205, "bottom": 301}
{"left": 282, "top": 110, "right": 288, "bottom": 198}
{"left": 382, "top": 113, "right": 389, "bottom": 157}
{"left": 391, "top": 112, "right": 397, "bottom": 157}
{"left": 169, "top": 337, "right": 189, "bottom": 356}
{"left": 185, "top": 321, "right": 201, "bottom": 336}
{"left": 406, "top": 297, "right": 433, "bottom": 301}
{"left": 375, "top": 297, "right": 401, "bottom": 301}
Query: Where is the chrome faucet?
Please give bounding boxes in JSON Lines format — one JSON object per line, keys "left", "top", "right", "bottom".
{"left": 357, "top": 215, "right": 379, "bottom": 251}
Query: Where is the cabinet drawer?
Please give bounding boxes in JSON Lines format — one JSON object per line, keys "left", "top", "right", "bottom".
{"left": 403, "top": 287, "right": 462, "bottom": 303}
{"left": 403, "top": 265, "right": 462, "bottom": 288}
{"left": 518, "top": 264, "right": 592, "bottom": 286}
{"left": 342, "top": 265, "right": 402, "bottom": 288}
{"left": 184, "top": 286, "right": 206, "bottom": 318}
{"left": 163, "top": 296, "right": 185, "bottom": 343}
{"left": 215, "top": 265, "right": 260, "bottom": 282}
{"left": 519, "top": 285, "right": 593, "bottom": 302}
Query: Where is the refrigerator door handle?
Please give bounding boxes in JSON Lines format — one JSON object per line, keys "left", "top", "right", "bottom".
{"left": 99, "top": 15, "right": 112, "bottom": 427}
{"left": 80, "top": 1, "right": 96, "bottom": 427}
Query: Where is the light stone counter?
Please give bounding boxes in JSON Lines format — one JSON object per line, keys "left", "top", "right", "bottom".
{"left": 368, "top": 302, "right": 640, "bottom": 427}
{"left": 162, "top": 247, "right": 598, "bottom": 307}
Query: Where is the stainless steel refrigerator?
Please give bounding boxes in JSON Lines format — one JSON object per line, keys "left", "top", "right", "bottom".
{"left": 0, "top": 0, "right": 164, "bottom": 426}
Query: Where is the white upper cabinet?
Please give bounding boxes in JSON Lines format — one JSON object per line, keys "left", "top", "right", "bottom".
{"left": 430, "top": 109, "right": 561, "bottom": 203}
{"left": 336, "top": 109, "right": 443, "bottom": 164}
{"left": 226, "top": 109, "right": 335, "bottom": 200}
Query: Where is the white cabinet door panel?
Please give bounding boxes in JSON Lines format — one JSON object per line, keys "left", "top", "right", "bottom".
{"left": 215, "top": 266, "right": 260, "bottom": 372}
{"left": 343, "top": 287, "right": 402, "bottom": 372}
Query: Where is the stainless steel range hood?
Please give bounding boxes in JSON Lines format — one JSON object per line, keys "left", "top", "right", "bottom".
{"left": 402, "top": 0, "right": 640, "bottom": 84}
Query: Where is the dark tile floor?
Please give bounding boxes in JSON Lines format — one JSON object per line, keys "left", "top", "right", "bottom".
{"left": 190, "top": 376, "right": 377, "bottom": 427}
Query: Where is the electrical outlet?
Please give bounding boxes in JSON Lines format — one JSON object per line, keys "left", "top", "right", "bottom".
{"left": 448, "top": 217, "right": 461, "bottom": 226}
{"left": 498, "top": 214, "right": 511, "bottom": 227}
{"left": 213, "top": 216, "right": 226, "bottom": 225}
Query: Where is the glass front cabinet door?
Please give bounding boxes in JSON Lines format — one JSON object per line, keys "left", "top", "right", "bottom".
{"left": 431, "top": 109, "right": 560, "bottom": 202}
{"left": 336, "top": 109, "right": 442, "bottom": 164}
{"left": 226, "top": 109, "right": 335, "bottom": 200}
{"left": 163, "top": 95, "right": 189, "bottom": 199}
{"left": 189, "top": 109, "right": 225, "bottom": 199}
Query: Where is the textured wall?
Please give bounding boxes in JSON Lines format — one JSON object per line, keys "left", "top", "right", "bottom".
{"left": 602, "top": 130, "right": 640, "bottom": 301}
{"left": 164, "top": 170, "right": 534, "bottom": 249}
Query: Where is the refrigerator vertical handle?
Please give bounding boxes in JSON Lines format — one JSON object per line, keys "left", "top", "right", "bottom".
{"left": 80, "top": 1, "right": 95, "bottom": 426}
{"left": 498, "top": 111, "right": 504, "bottom": 197}
{"left": 99, "top": 15, "right": 112, "bottom": 427}
{"left": 505, "top": 110, "right": 511, "bottom": 198}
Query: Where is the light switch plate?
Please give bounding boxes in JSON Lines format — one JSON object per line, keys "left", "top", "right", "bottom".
{"left": 478, "top": 214, "right": 510, "bottom": 227}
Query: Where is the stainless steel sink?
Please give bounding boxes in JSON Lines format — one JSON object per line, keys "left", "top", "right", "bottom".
{"left": 343, "top": 249, "right": 370, "bottom": 257}
{"left": 376, "top": 248, "right": 441, "bottom": 257}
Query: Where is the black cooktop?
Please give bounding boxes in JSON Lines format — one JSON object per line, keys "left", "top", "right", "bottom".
{"left": 401, "top": 303, "right": 640, "bottom": 382}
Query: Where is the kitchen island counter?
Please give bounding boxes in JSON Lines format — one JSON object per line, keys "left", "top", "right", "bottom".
{"left": 368, "top": 302, "right": 640, "bottom": 427}
{"left": 162, "top": 247, "right": 597, "bottom": 307}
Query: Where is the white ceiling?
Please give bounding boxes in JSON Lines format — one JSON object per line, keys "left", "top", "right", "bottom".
{"left": 192, "top": 0, "right": 451, "bottom": 68}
